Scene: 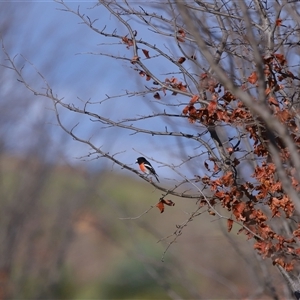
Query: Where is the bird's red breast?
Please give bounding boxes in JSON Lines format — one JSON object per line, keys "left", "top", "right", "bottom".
{"left": 139, "top": 162, "right": 148, "bottom": 173}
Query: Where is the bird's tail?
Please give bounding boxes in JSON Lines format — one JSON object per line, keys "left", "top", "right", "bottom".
{"left": 154, "top": 173, "right": 160, "bottom": 183}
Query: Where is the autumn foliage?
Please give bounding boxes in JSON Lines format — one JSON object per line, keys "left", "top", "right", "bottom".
{"left": 181, "top": 53, "right": 300, "bottom": 271}
{"left": 137, "top": 48, "right": 300, "bottom": 270}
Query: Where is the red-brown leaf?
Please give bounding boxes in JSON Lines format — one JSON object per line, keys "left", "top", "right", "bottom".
{"left": 293, "top": 226, "right": 300, "bottom": 239}
{"left": 277, "top": 75, "right": 284, "bottom": 82}
{"left": 227, "top": 219, "right": 233, "bottom": 232}
{"left": 276, "top": 110, "right": 290, "bottom": 122}
{"left": 156, "top": 199, "right": 175, "bottom": 213}
{"left": 233, "top": 158, "right": 240, "bottom": 166}
{"left": 232, "top": 202, "right": 246, "bottom": 221}
{"left": 188, "top": 105, "right": 197, "bottom": 115}
{"left": 176, "top": 36, "right": 185, "bottom": 42}
{"left": 201, "top": 176, "right": 210, "bottom": 184}
{"left": 139, "top": 70, "right": 145, "bottom": 77}
{"left": 274, "top": 53, "right": 286, "bottom": 65}
{"left": 264, "top": 66, "right": 271, "bottom": 76}
{"left": 213, "top": 162, "right": 219, "bottom": 172}
{"left": 222, "top": 91, "right": 236, "bottom": 102}
{"left": 156, "top": 201, "right": 164, "bottom": 213}
{"left": 222, "top": 171, "right": 233, "bottom": 186}
{"left": 153, "top": 92, "right": 161, "bottom": 100}
{"left": 248, "top": 72, "right": 258, "bottom": 84}
{"left": 207, "top": 100, "right": 217, "bottom": 115}
{"left": 189, "top": 95, "right": 199, "bottom": 105}
{"left": 178, "top": 57, "right": 186, "bottom": 64}
{"left": 268, "top": 97, "right": 279, "bottom": 106}
{"left": 285, "top": 262, "right": 294, "bottom": 272}
{"left": 188, "top": 117, "right": 196, "bottom": 123}
{"left": 265, "top": 87, "right": 271, "bottom": 96}
{"left": 182, "top": 105, "right": 189, "bottom": 115}
{"left": 161, "top": 199, "right": 175, "bottom": 207}
{"left": 286, "top": 71, "right": 295, "bottom": 79}
{"left": 142, "top": 49, "right": 150, "bottom": 58}
{"left": 273, "top": 257, "right": 285, "bottom": 267}
{"left": 227, "top": 147, "right": 234, "bottom": 155}
{"left": 122, "top": 36, "right": 133, "bottom": 48}
{"left": 178, "top": 28, "right": 185, "bottom": 37}
{"left": 276, "top": 19, "right": 282, "bottom": 26}
{"left": 212, "top": 93, "right": 218, "bottom": 101}
{"left": 177, "top": 82, "right": 187, "bottom": 92}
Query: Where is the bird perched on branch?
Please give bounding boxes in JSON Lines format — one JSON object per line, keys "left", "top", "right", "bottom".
{"left": 136, "top": 157, "right": 159, "bottom": 182}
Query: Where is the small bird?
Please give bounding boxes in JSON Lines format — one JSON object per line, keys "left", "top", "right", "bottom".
{"left": 136, "top": 157, "right": 159, "bottom": 182}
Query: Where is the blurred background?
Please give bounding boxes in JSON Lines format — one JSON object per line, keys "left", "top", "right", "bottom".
{"left": 0, "top": 2, "right": 287, "bottom": 299}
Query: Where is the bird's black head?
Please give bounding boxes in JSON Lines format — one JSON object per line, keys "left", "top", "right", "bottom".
{"left": 136, "top": 157, "right": 146, "bottom": 164}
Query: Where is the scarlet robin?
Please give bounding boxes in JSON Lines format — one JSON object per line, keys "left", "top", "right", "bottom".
{"left": 136, "top": 157, "right": 159, "bottom": 182}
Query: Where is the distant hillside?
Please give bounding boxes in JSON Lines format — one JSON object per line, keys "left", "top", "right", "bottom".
{"left": 0, "top": 154, "right": 284, "bottom": 299}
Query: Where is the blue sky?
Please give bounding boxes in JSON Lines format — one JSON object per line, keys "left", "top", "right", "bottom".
{"left": 4, "top": 1, "right": 293, "bottom": 184}
{"left": 1, "top": 1, "right": 210, "bottom": 182}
